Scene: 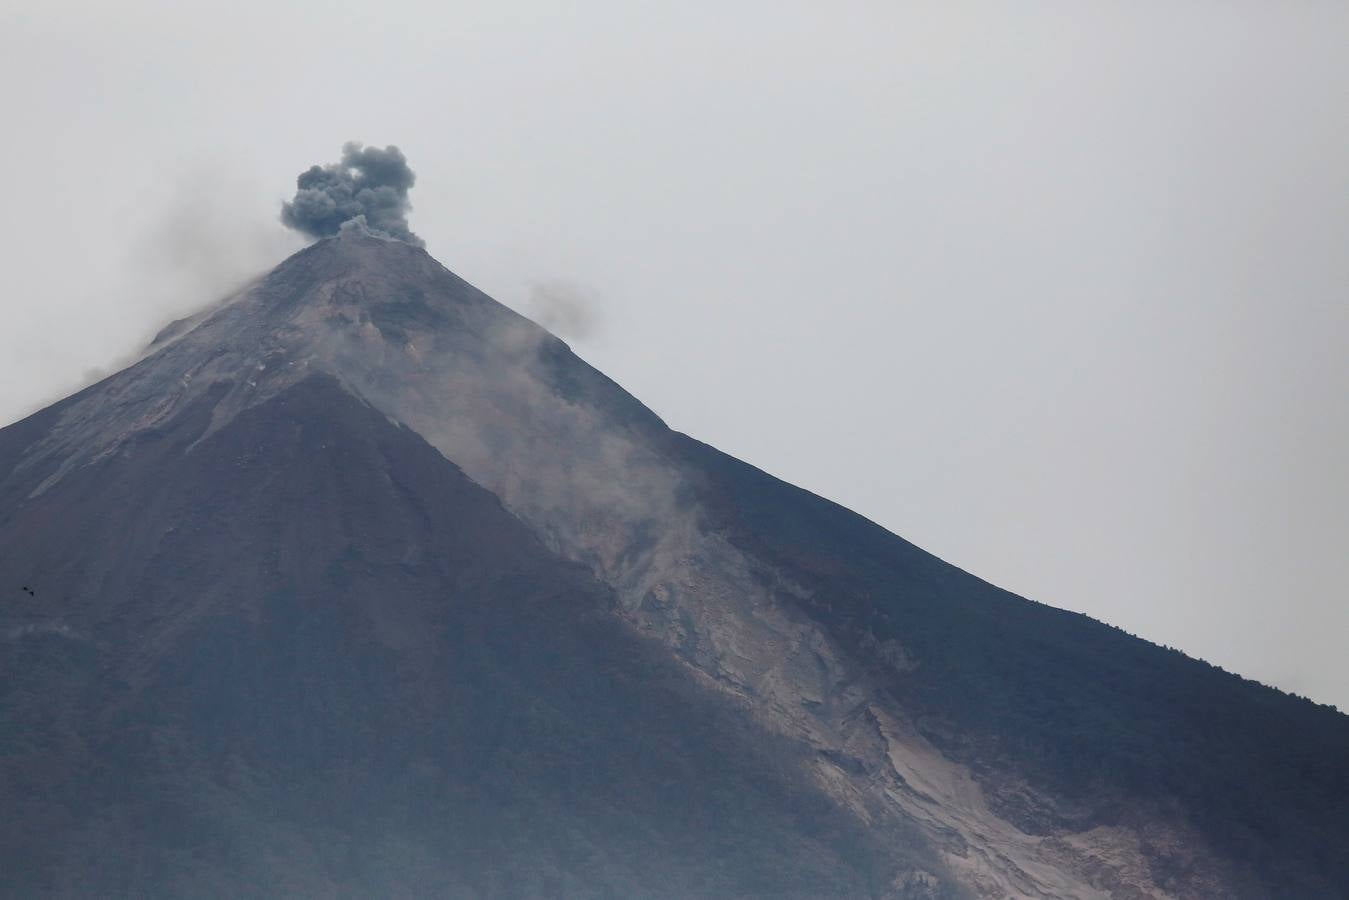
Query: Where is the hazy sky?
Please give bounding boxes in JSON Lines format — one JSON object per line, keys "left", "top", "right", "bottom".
{"left": 2, "top": 1, "right": 1346, "bottom": 709}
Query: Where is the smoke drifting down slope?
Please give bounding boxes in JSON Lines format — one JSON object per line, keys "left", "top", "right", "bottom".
{"left": 281, "top": 142, "right": 422, "bottom": 246}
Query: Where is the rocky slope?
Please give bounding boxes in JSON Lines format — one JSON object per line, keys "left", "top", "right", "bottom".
{"left": 2, "top": 231, "right": 1346, "bottom": 898}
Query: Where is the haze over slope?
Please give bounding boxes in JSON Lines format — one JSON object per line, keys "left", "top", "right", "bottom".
{"left": 1, "top": 233, "right": 1346, "bottom": 898}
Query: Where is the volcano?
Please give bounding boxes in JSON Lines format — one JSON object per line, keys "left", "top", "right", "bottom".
{"left": 2, "top": 232, "right": 1346, "bottom": 898}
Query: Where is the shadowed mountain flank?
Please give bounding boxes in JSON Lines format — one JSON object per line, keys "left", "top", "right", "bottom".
{"left": 0, "top": 375, "right": 937, "bottom": 898}
{"left": 1, "top": 232, "right": 1346, "bottom": 898}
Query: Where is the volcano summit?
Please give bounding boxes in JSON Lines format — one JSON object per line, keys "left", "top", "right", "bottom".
{"left": 1, "top": 231, "right": 1346, "bottom": 898}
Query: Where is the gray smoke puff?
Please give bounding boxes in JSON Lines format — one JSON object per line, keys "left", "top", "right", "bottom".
{"left": 281, "top": 142, "right": 423, "bottom": 247}
{"left": 525, "top": 280, "right": 601, "bottom": 341}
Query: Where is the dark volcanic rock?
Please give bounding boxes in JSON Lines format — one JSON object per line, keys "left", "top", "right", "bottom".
{"left": 2, "top": 231, "right": 1346, "bottom": 898}
{"left": 0, "top": 374, "right": 936, "bottom": 898}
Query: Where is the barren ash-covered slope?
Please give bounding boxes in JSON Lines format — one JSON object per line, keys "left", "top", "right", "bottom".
{"left": 1, "top": 232, "right": 1346, "bottom": 898}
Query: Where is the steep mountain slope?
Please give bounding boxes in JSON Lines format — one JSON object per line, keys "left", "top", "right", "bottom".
{"left": 0, "top": 374, "right": 935, "bottom": 898}
{"left": 2, "top": 231, "right": 1346, "bottom": 898}
{"left": 674, "top": 437, "right": 1349, "bottom": 896}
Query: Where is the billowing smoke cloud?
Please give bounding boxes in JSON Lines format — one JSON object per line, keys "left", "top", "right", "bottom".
{"left": 281, "top": 142, "right": 423, "bottom": 246}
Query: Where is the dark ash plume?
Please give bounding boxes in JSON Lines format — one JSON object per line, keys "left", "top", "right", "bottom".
{"left": 281, "top": 142, "right": 423, "bottom": 246}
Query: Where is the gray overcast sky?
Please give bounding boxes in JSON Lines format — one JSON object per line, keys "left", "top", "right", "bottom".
{"left": 2, "top": 1, "right": 1346, "bottom": 709}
